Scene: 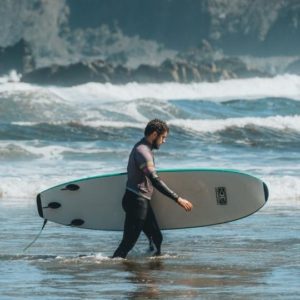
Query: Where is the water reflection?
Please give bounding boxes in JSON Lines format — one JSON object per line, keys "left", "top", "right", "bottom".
{"left": 122, "top": 259, "right": 163, "bottom": 299}
{"left": 120, "top": 257, "right": 268, "bottom": 299}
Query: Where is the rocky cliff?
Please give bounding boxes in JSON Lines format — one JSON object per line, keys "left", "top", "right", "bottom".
{"left": 1, "top": 0, "right": 300, "bottom": 84}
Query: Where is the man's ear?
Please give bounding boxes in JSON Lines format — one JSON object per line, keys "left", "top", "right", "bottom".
{"left": 152, "top": 131, "right": 158, "bottom": 138}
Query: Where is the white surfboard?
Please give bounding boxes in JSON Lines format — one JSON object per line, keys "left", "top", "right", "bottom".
{"left": 37, "top": 169, "right": 268, "bottom": 230}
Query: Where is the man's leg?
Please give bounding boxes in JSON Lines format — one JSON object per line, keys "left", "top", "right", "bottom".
{"left": 143, "top": 204, "right": 163, "bottom": 255}
{"left": 142, "top": 230, "right": 154, "bottom": 251}
{"left": 112, "top": 213, "right": 144, "bottom": 258}
{"left": 112, "top": 192, "right": 148, "bottom": 258}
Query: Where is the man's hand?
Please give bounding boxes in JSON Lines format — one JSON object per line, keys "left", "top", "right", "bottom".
{"left": 177, "top": 197, "right": 193, "bottom": 212}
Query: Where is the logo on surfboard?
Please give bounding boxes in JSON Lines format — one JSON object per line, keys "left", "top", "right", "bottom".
{"left": 215, "top": 187, "right": 227, "bottom": 205}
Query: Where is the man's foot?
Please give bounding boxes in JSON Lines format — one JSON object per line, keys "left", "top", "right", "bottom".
{"left": 149, "top": 239, "right": 155, "bottom": 252}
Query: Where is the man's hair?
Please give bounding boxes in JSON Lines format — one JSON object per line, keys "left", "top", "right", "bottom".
{"left": 144, "top": 119, "right": 169, "bottom": 136}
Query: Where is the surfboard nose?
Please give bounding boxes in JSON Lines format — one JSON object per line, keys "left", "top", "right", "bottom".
{"left": 263, "top": 182, "right": 269, "bottom": 202}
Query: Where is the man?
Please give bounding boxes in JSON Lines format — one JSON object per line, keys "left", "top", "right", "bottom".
{"left": 112, "top": 119, "right": 193, "bottom": 258}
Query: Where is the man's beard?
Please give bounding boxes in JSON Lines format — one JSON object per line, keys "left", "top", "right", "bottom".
{"left": 152, "top": 137, "right": 160, "bottom": 149}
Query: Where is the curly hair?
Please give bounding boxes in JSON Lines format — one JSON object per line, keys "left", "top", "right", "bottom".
{"left": 144, "top": 119, "right": 169, "bottom": 136}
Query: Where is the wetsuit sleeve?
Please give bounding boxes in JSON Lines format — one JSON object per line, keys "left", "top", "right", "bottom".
{"left": 147, "top": 172, "right": 179, "bottom": 201}
{"left": 135, "top": 147, "right": 179, "bottom": 202}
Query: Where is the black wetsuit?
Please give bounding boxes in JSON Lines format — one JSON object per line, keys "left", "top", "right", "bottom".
{"left": 112, "top": 138, "right": 179, "bottom": 258}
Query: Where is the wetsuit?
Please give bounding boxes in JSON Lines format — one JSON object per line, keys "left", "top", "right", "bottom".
{"left": 112, "top": 138, "right": 179, "bottom": 258}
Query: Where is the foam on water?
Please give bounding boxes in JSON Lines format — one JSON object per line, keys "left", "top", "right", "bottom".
{"left": 8, "top": 114, "right": 300, "bottom": 132}
{"left": 0, "top": 75, "right": 299, "bottom": 210}
{"left": 169, "top": 115, "right": 300, "bottom": 133}
{"left": 48, "top": 75, "right": 300, "bottom": 102}
{"left": 1, "top": 74, "right": 300, "bottom": 103}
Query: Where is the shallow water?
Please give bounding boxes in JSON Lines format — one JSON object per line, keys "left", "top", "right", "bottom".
{"left": 0, "top": 202, "right": 299, "bottom": 299}
{"left": 1, "top": 76, "right": 300, "bottom": 299}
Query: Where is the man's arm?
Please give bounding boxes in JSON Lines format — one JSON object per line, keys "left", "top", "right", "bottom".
{"left": 147, "top": 171, "right": 179, "bottom": 201}
{"left": 148, "top": 172, "right": 193, "bottom": 211}
{"left": 139, "top": 157, "right": 193, "bottom": 211}
{"left": 136, "top": 146, "right": 193, "bottom": 211}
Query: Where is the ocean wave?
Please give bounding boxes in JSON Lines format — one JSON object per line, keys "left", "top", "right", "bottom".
{"left": 169, "top": 116, "right": 300, "bottom": 150}
{"left": 41, "top": 75, "right": 300, "bottom": 102}
{"left": 1, "top": 74, "right": 300, "bottom": 103}
{"left": 0, "top": 121, "right": 143, "bottom": 141}
{"left": 0, "top": 143, "right": 42, "bottom": 160}
{"left": 0, "top": 142, "right": 74, "bottom": 161}
{"left": 1, "top": 91, "right": 300, "bottom": 124}
{"left": 1, "top": 76, "right": 300, "bottom": 127}
{"left": 8, "top": 114, "right": 300, "bottom": 132}
{"left": 264, "top": 176, "right": 300, "bottom": 207}
{"left": 0, "top": 141, "right": 129, "bottom": 162}
{"left": 169, "top": 115, "right": 300, "bottom": 133}
{"left": 1, "top": 115, "right": 298, "bottom": 146}
{"left": 42, "top": 74, "right": 300, "bottom": 102}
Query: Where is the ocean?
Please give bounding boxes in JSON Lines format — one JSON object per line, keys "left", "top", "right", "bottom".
{"left": 0, "top": 74, "right": 299, "bottom": 299}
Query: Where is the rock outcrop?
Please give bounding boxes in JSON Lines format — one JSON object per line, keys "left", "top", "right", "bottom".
{"left": 0, "top": 39, "right": 34, "bottom": 75}
{"left": 21, "top": 57, "right": 269, "bottom": 86}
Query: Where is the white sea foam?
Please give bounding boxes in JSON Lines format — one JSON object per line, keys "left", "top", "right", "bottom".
{"left": 0, "top": 71, "right": 21, "bottom": 83}
{"left": 0, "top": 141, "right": 129, "bottom": 163}
{"left": 80, "top": 120, "right": 145, "bottom": 128}
{"left": 0, "top": 142, "right": 74, "bottom": 160}
{"left": 264, "top": 176, "right": 300, "bottom": 207}
{"left": 10, "top": 114, "right": 300, "bottom": 133}
{"left": 48, "top": 74, "right": 300, "bottom": 102}
{"left": 10, "top": 120, "right": 144, "bottom": 129}
{"left": 1, "top": 75, "right": 299, "bottom": 210}
{"left": 169, "top": 115, "right": 300, "bottom": 133}
{"left": 1, "top": 74, "right": 300, "bottom": 102}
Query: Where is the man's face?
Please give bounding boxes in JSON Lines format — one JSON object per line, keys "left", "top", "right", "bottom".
{"left": 153, "top": 131, "right": 168, "bottom": 149}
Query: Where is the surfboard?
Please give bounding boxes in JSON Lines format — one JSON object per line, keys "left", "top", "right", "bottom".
{"left": 36, "top": 169, "right": 268, "bottom": 230}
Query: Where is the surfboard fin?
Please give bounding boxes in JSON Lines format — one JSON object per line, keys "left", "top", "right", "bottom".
{"left": 61, "top": 184, "right": 80, "bottom": 191}
{"left": 69, "top": 219, "right": 85, "bottom": 226}
{"left": 43, "top": 202, "right": 61, "bottom": 209}
{"left": 23, "top": 219, "right": 48, "bottom": 252}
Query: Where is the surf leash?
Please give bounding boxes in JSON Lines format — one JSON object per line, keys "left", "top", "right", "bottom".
{"left": 23, "top": 219, "right": 48, "bottom": 252}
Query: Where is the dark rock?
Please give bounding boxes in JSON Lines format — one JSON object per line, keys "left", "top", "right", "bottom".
{"left": 111, "top": 65, "right": 131, "bottom": 83}
{"left": 22, "top": 55, "right": 271, "bottom": 86}
{"left": 132, "top": 63, "right": 176, "bottom": 83}
{"left": 214, "top": 57, "right": 270, "bottom": 79}
{"left": 2, "top": 1, "right": 300, "bottom": 72}
{"left": 22, "top": 60, "right": 115, "bottom": 86}
{"left": 0, "top": 39, "right": 34, "bottom": 75}
{"left": 176, "top": 40, "right": 222, "bottom": 66}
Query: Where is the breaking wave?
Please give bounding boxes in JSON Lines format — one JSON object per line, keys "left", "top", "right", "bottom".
{"left": 0, "top": 75, "right": 299, "bottom": 208}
